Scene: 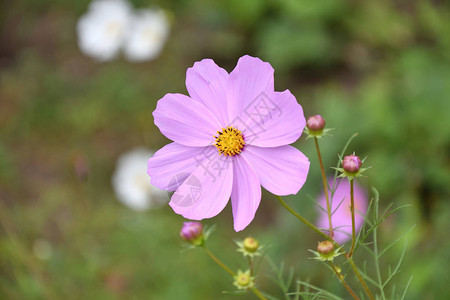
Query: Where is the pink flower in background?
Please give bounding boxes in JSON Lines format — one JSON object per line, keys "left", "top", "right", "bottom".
{"left": 148, "top": 55, "right": 310, "bottom": 231}
{"left": 317, "top": 178, "right": 368, "bottom": 244}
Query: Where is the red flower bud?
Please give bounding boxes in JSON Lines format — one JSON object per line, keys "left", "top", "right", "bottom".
{"left": 343, "top": 155, "right": 362, "bottom": 174}
{"left": 306, "top": 115, "right": 326, "bottom": 132}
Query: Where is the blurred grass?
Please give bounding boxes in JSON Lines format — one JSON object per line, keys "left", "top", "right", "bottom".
{"left": 1, "top": 0, "right": 449, "bottom": 299}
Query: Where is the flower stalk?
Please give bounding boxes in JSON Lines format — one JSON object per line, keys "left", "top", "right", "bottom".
{"left": 314, "top": 136, "right": 333, "bottom": 238}
{"left": 275, "top": 195, "right": 335, "bottom": 244}
{"left": 248, "top": 256, "right": 254, "bottom": 276}
{"left": 348, "top": 258, "right": 375, "bottom": 300}
{"left": 276, "top": 191, "right": 377, "bottom": 299}
{"left": 202, "top": 246, "right": 268, "bottom": 300}
{"left": 329, "top": 262, "right": 360, "bottom": 300}
{"left": 202, "top": 246, "right": 235, "bottom": 276}
{"left": 347, "top": 179, "right": 357, "bottom": 258}
{"left": 250, "top": 287, "right": 268, "bottom": 300}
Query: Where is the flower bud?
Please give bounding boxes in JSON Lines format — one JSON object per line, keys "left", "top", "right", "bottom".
{"left": 243, "top": 237, "right": 259, "bottom": 253}
{"left": 342, "top": 154, "right": 362, "bottom": 174}
{"left": 306, "top": 115, "right": 326, "bottom": 132}
{"left": 180, "top": 222, "right": 204, "bottom": 246}
{"left": 317, "top": 240, "right": 334, "bottom": 254}
{"left": 233, "top": 270, "right": 254, "bottom": 290}
{"left": 311, "top": 241, "right": 342, "bottom": 261}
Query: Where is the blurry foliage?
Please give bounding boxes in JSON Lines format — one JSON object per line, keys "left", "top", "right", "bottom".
{"left": 0, "top": 0, "right": 449, "bottom": 299}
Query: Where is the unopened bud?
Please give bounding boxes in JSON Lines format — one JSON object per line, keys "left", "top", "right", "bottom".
{"left": 317, "top": 240, "right": 334, "bottom": 254}
{"left": 306, "top": 115, "right": 326, "bottom": 132}
{"left": 343, "top": 155, "right": 362, "bottom": 174}
{"left": 180, "top": 222, "right": 203, "bottom": 246}
{"left": 312, "top": 241, "right": 342, "bottom": 261}
{"left": 233, "top": 270, "right": 254, "bottom": 290}
{"left": 243, "top": 237, "right": 259, "bottom": 253}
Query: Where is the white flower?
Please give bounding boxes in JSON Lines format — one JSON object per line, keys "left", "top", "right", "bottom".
{"left": 123, "top": 9, "right": 170, "bottom": 62}
{"left": 77, "top": 0, "right": 132, "bottom": 61}
{"left": 112, "top": 148, "right": 168, "bottom": 211}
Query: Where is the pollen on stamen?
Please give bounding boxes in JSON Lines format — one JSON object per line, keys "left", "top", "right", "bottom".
{"left": 214, "top": 126, "right": 245, "bottom": 156}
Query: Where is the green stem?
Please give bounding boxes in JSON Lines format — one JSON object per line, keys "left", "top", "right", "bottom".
{"left": 348, "top": 179, "right": 356, "bottom": 258}
{"left": 275, "top": 177, "right": 375, "bottom": 300}
{"left": 348, "top": 258, "right": 375, "bottom": 300}
{"left": 202, "top": 246, "right": 268, "bottom": 300}
{"left": 251, "top": 287, "right": 268, "bottom": 300}
{"left": 248, "top": 256, "right": 254, "bottom": 277}
{"left": 373, "top": 195, "right": 386, "bottom": 300}
{"left": 275, "top": 195, "right": 338, "bottom": 246}
{"left": 314, "top": 137, "right": 333, "bottom": 238}
{"left": 329, "top": 262, "right": 360, "bottom": 300}
{"left": 202, "top": 246, "right": 235, "bottom": 276}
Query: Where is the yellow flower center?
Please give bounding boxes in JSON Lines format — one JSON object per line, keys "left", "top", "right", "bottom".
{"left": 214, "top": 126, "right": 245, "bottom": 156}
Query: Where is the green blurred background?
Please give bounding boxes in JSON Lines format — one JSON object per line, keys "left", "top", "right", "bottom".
{"left": 1, "top": 0, "right": 449, "bottom": 299}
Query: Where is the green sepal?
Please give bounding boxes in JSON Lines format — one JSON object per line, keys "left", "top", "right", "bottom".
{"left": 309, "top": 246, "right": 344, "bottom": 262}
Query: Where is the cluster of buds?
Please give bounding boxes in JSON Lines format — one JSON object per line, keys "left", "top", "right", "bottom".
{"left": 180, "top": 224, "right": 261, "bottom": 291}
{"left": 180, "top": 223, "right": 263, "bottom": 293}
{"left": 304, "top": 115, "right": 332, "bottom": 138}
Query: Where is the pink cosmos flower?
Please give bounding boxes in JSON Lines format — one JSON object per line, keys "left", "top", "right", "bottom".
{"left": 148, "top": 55, "right": 310, "bottom": 231}
{"left": 317, "top": 178, "right": 368, "bottom": 244}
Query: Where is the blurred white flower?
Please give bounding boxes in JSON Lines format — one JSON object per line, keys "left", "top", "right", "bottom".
{"left": 112, "top": 148, "right": 168, "bottom": 211}
{"left": 123, "top": 9, "right": 170, "bottom": 62}
{"left": 77, "top": 0, "right": 132, "bottom": 61}
{"left": 77, "top": 0, "right": 170, "bottom": 62}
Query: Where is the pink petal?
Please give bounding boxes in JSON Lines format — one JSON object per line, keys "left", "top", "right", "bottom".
{"left": 230, "top": 156, "right": 262, "bottom": 232}
{"left": 170, "top": 147, "right": 233, "bottom": 220}
{"left": 153, "top": 93, "right": 221, "bottom": 147}
{"left": 241, "top": 90, "right": 305, "bottom": 147}
{"left": 228, "top": 55, "right": 274, "bottom": 123}
{"left": 241, "top": 145, "right": 310, "bottom": 196}
{"left": 147, "top": 142, "right": 209, "bottom": 191}
{"left": 186, "top": 59, "right": 230, "bottom": 126}
{"left": 316, "top": 178, "right": 368, "bottom": 244}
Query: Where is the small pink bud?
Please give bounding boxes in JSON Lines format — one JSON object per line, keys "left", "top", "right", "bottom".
{"left": 180, "top": 222, "right": 203, "bottom": 245}
{"left": 306, "top": 115, "right": 326, "bottom": 132}
{"left": 343, "top": 155, "right": 362, "bottom": 174}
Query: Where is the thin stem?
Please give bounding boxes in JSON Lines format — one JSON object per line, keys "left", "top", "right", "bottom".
{"left": 314, "top": 137, "right": 333, "bottom": 238}
{"left": 348, "top": 258, "right": 375, "bottom": 300}
{"left": 329, "top": 262, "right": 360, "bottom": 300}
{"left": 248, "top": 256, "right": 254, "bottom": 277}
{"left": 251, "top": 287, "right": 269, "bottom": 300}
{"left": 202, "top": 246, "right": 235, "bottom": 276}
{"left": 373, "top": 196, "right": 386, "bottom": 299}
{"left": 347, "top": 179, "right": 356, "bottom": 258}
{"left": 202, "top": 246, "right": 268, "bottom": 300}
{"left": 275, "top": 181, "right": 374, "bottom": 300}
{"left": 275, "top": 195, "right": 335, "bottom": 244}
